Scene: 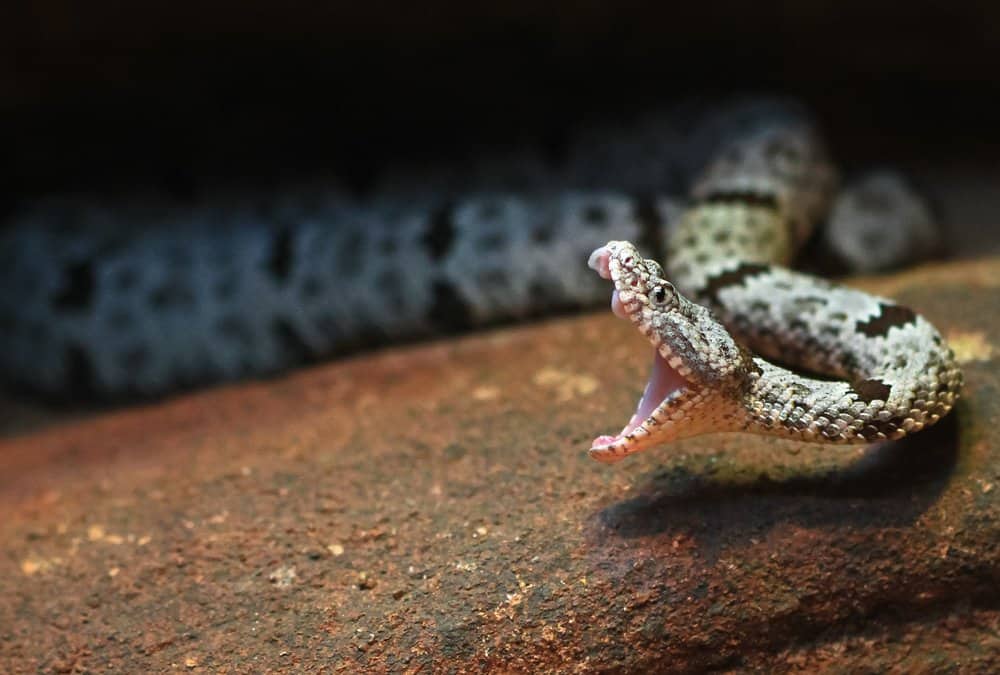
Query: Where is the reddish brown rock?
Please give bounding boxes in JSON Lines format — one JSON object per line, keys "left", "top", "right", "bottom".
{"left": 1, "top": 258, "right": 998, "bottom": 673}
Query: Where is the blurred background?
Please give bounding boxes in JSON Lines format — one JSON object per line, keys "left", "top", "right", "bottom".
{"left": 2, "top": 1, "right": 999, "bottom": 430}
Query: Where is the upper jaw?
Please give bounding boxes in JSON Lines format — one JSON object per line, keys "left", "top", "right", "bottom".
{"left": 588, "top": 241, "right": 643, "bottom": 286}
{"left": 588, "top": 242, "right": 649, "bottom": 322}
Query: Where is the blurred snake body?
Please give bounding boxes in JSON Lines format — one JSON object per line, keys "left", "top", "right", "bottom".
{"left": 0, "top": 98, "right": 957, "bottom": 427}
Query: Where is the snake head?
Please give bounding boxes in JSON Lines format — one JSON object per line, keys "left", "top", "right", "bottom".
{"left": 586, "top": 241, "right": 753, "bottom": 463}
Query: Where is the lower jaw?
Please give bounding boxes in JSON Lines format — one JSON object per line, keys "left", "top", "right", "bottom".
{"left": 592, "top": 349, "right": 688, "bottom": 448}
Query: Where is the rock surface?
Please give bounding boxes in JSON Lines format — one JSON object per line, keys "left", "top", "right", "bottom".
{"left": 1, "top": 258, "right": 998, "bottom": 673}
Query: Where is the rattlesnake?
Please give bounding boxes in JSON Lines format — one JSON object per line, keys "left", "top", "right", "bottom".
{"left": 586, "top": 124, "right": 961, "bottom": 462}
{"left": 0, "top": 98, "right": 952, "bottom": 409}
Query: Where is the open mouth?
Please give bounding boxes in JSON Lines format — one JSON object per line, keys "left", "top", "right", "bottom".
{"left": 587, "top": 244, "right": 691, "bottom": 457}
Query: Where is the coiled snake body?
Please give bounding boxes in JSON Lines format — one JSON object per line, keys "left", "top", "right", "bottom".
{"left": 587, "top": 123, "right": 961, "bottom": 462}
{"left": 0, "top": 98, "right": 961, "bottom": 443}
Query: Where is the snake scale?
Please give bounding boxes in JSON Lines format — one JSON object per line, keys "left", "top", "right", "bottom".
{"left": 0, "top": 99, "right": 960, "bottom": 456}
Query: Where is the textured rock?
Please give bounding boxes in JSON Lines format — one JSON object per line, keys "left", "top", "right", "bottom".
{"left": 1, "top": 258, "right": 998, "bottom": 673}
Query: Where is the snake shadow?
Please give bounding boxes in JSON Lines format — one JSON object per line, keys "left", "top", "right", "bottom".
{"left": 592, "top": 411, "right": 961, "bottom": 549}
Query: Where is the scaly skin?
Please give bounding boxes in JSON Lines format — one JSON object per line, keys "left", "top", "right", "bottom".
{"left": 586, "top": 121, "right": 961, "bottom": 464}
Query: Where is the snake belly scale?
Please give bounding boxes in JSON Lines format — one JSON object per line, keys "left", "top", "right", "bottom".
{"left": 587, "top": 122, "right": 962, "bottom": 463}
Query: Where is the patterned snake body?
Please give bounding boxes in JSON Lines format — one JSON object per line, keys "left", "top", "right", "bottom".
{"left": 587, "top": 123, "right": 961, "bottom": 462}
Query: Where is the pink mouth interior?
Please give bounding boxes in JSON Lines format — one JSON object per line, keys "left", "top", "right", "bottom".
{"left": 588, "top": 246, "right": 689, "bottom": 447}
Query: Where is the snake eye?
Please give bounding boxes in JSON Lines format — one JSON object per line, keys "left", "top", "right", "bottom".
{"left": 651, "top": 282, "right": 675, "bottom": 305}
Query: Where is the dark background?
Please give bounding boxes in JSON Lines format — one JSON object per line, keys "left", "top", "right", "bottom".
{"left": 2, "top": 1, "right": 999, "bottom": 202}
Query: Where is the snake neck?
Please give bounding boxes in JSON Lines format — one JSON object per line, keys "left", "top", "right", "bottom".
{"left": 740, "top": 352, "right": 961, "bottom": 444}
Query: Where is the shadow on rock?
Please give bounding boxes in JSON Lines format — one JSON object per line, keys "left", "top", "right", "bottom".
{"left": 592, "top": 412, "right": 960, "bottom": 547}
